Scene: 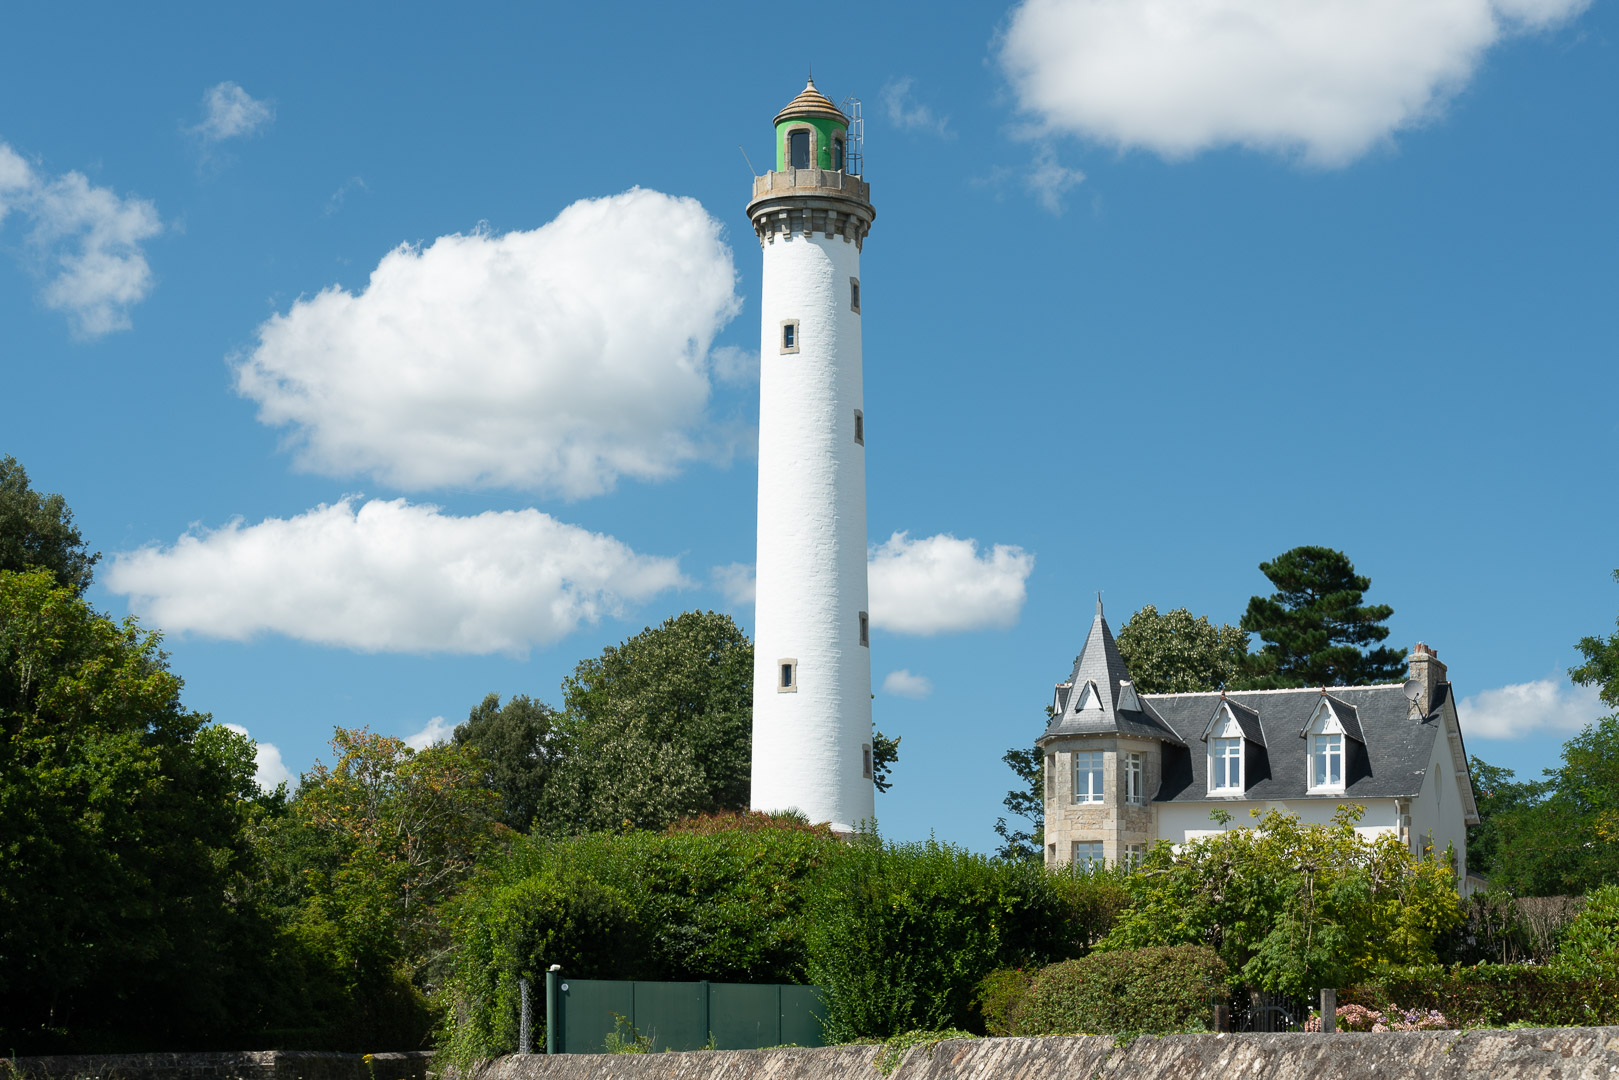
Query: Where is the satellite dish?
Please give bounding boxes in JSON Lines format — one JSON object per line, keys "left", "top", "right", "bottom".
{"left": 1402, "top": 678, "right": 1423, "bottom": 702}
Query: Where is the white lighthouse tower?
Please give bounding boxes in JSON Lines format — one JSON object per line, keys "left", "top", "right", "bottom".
{"left": 747, "top": 80, "right": 877, "bottom": 832}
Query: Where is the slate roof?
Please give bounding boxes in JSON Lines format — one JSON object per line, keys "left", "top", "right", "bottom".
{"left": 1150, "top": 685, "right": 1442, "bottom": 802}
{"left": 1040, "top": 605, "right": 1453, "bottom": 803}
{"left": 1040, "top": 600, "right": 1185, "bottom": 745}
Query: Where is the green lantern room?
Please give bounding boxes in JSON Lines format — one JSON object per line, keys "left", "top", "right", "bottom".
{"left": 774, "top": 79, "right": 851, "bottom": 172}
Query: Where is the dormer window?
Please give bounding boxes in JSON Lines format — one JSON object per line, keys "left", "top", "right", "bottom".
{"left": 1211, "top": 738, "right": 1242, "bottom": 792}
{"left": 1204, "top": 701, "right": 1258, "bottom": 795}
{"left": 1074, "top": 680, "right": 1101, "bottom": 711}
{"left": 1313, "top": 734, "right": 1343, "bottom": 788}
{"left": 1304, "top": 698, "right": 1351, "bottom": 792}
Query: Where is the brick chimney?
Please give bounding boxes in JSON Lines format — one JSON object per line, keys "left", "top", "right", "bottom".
{"left": 1408, "top": 642, "right": 1448, "bottom": 717}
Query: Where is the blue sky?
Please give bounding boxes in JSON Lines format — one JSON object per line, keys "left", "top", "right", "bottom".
{"left": 2, "top": 1, "right": 1614, "bottom": 850}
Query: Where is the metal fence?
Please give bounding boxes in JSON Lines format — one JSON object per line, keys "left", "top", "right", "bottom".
{"left": 543, "top": 971, "right": 827, "bottom": 1054}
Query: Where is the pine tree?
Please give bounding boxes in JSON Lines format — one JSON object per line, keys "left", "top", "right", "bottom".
{"left": 1237, "top": 546, "right": 1406, "bottom": 688}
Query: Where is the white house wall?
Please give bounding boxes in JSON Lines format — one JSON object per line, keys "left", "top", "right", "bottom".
{"left": 1408, "top": 708, "right": 1469, "bottom": 878}
{"left": 1157, "top": 797, "right": 1402, "bottom": 845}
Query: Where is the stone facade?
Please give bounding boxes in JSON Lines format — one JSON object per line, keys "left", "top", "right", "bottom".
{"left": 454, "top": 1030, "right": 1619, "bottom": 1080}
{"left": 1042, "top": 735, "right": 1160, "bottom": 865}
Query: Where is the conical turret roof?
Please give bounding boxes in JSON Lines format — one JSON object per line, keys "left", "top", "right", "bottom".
{"left": 1041, "top": 598, "right": 1184, "bottom": 744}
{"left": 774, "top": 78, "right": 848, "bottom": 125}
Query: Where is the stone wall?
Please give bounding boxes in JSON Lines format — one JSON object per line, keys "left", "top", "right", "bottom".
{"left": 463, "top": 1029, "right": 1619, "bottom": 1080}
{"left": 8, "top": 1051, "right": 434, "bottom": 1080}
{"left": 15, "top": 1031, "right": 1619, "bottom": 1080}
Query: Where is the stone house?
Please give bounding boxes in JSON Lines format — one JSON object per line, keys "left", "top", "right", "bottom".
{"left": 1038, "top": 601, "right": 1480, "bottom": 888}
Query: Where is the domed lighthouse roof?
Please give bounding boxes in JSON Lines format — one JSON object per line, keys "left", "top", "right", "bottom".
{"left": 774, "top": 78, "right": 848, "bottom": 126}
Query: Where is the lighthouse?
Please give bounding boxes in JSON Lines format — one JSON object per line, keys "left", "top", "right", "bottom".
{"left": 747, "top": 80, "right": 877, "bottom": 832}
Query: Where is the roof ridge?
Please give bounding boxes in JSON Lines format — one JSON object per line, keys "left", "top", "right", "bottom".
{"left": 1144, "top": 683, "right": 1404, "bottom": 699}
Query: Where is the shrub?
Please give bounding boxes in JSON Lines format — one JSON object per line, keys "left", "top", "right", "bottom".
{"left": 973, "top": 968, "right": 1035, "bottom": 1036}
{"left": 1098, "top": 808, "right": 1461, "bottom": 997}
{"left": 1555, "top": 884, "right": 1619, "bottom": 963}
{"left": 1015, "top": 945, "right": 1227, "bottom": 1036}
{"left": 804, "top": 835, "right": 1074, "bottom": 1040}
{"left": 1344, "top": 958, "right": 1619, "bottom": 1028}
{"left": 437, "top": 819, "right": 843, "bottom": 1063}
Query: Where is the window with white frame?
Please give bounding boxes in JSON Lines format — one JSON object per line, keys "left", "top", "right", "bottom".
{"left": 1124, "top": 843, "right": 1146, "bottom": 868}
{"left": 1211, "top": 738, "right": 1242, "bottom": 792}
{"left": 1073, "top": 750, "right": 1104, "bottom": 803}
{"left": 1124, "top": 751, "right": 1144, "bottom": 805}
{"left": 1312, "top": 733, "right": 1343, "bottom": 789}
{"left": 780, "top": 319, "right": 799, "bottom": 354}
{"left": 1072, "top": 841, "right": 1105, "bottom": 869}
{"left": 777, "top": 659, "right": 798, "bottom": 693}
{"left": 1305, "top": 699, "right": 1348, "bottom": 792}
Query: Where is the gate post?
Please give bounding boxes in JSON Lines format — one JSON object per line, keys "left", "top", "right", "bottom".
{"left": 546, "top": 965, "right": 564, "bottom": 1054}
{"left": 1320, "top": 988, "right": 1337, "bottom": 1033}
{"left": 1250, "top": 989, "right": 1269, "bottom": 1033}
{"left": 518, "top": 977, "right": 532, "bottom": 1053}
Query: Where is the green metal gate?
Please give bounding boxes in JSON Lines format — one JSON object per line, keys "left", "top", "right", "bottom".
{"left": 544, "top": 971, "right": 826, "bottom": 1053}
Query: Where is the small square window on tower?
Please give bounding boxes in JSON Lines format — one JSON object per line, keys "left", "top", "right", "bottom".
{"left": 850, "top": 277, "right": 861, "bottom": 313}
{"left": 859, "top": 611, "right": 869, "bottom": 647}
{"left": 777, "top": 658, "right": 798, "bottom": 693}
{"left": 780, "top": 320, "right": 799, "bottom": 354}
{"left": 853, "top": 409, "right": 864, "bottom": 445}
{"left": 862, "top": 744, "right": 873, "bottom": 779}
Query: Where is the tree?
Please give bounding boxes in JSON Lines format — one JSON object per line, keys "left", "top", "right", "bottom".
{"left": 1099, "top": 807, "right": 1462, "bottom": 997}
{"left": 550, "top": 610, "right": 756, "bottom": 833}
{"left": 453, "top": 693, "right": 564, "bottom": 832}
{"left": 1237, "top": 546, "right": 1405, "bottom": 688}
{"left": 872, "top": 729, "right": 901, "bottom": 794}
{"left": 0, "top": 455, "right": 99, "bottom": 595}
{"left": 1570, "top": 569, "right": 1619, "bottom": 710}
{"left": 993, "top": 745, "right": 1044, "bottom": 860}
{"left": 1115, "top": 604, "right": 1249, "bottom": 693}
{"left": 0, "top": 568, "right": 270, "bottom": 1051}
{"left": 1465, "top": 756, "right": 1552, "bottom": 877}
{"left": 255, "top": 728, "right": 501, "bottom": 1046}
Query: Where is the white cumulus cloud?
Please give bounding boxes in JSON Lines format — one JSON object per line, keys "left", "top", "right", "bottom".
{"left": 404, "top": 715, "right": 457, "bottom": 750}
{"left": 712, "top": 562, "right": 757, "bottom": 606}
{"left": 999, "top": 0, "right": 1590, "bottom": 165}
{"left": 222, "top": 723, "right": 294, "bottom": 791}
{"left": 192, "top": 82, "right": 275, "bottom": 142}
{"left": 867, "top": 532, "right": 1034, "bottom": 635}
{"left": 1459, "top": 678, "right": 1604, "bottom": 740}
{"left": 882, "top": 669, "right": 935, "bottom": 699}
{"left": 234, "top": 188, "right": 741, "bottom": 498}
{"left": 882, "top": 77, "right": 953, "bottom": 138}
{"left": 0, "top": 141, "right": 162, "bottom": 337}
{"left": 105, "top": 497, "right": 686, "bottom": 655}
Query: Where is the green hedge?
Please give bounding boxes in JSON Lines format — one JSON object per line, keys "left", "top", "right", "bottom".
{"left": 1015, "top": 945, "right": 1227, "bottom": 1036}
{"left": 437, "top": 816, "right": 842, "bottom": 1064}
{"left": 804, "top": 836, "right": 1077, "bottom": 1041}
{"left": 1347, "top": 965, "right": 1619, "bottom": 1029}
{"left": 1344, "top": 959, "right": 1619, "bottom": 1028}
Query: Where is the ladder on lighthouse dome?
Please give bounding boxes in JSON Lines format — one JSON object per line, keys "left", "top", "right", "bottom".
{"left": 840, "top": 96, "right": 864, "bottom": 176}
